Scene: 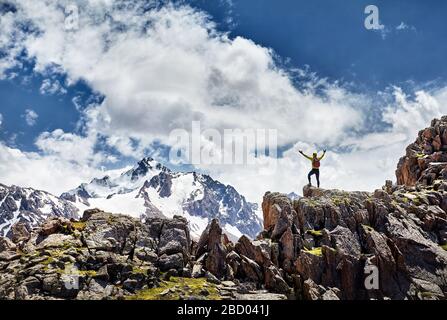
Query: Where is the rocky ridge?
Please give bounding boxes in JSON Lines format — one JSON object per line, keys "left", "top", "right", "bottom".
{"left": 1, "top": 117, "right": 447, "bottom": 300}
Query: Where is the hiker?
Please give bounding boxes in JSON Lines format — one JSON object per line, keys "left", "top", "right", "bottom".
{"left": 299, "top": 149, "right": 327, "bottom": 188}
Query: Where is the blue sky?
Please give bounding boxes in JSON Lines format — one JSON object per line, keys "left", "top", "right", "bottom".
{"left": 197, "top": 0, "right": 447, "bottom": 89}
{"left": 3, "top": 0, "right": 447, "bottom": 151}
{"left": 1, "top": 0, "right": 447, "bottom": 200}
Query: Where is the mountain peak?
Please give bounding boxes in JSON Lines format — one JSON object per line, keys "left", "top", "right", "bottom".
{"left": 59, "top": 158, "right": 262, "bottom": 239}
{"left": 127, "top": 157, "right": 170, "bottom": 182}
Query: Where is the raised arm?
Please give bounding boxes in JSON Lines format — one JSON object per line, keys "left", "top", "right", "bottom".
{"left": 318, "top": 149, "right": 327, "bottom": 160}
{"left": 299, "top": 150, "right": 313, "bottom": 161}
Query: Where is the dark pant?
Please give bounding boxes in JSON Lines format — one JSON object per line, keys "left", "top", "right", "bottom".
{"left": 308, "top": 169, "right": 320, "bottom": 187}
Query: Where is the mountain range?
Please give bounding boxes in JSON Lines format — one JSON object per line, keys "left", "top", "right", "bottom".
{"left": 0, "top": 158, "right": 262, "bottom": 240}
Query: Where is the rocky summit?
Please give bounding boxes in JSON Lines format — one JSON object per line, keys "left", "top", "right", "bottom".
{"left": 1, "top": 117, "right": 447, "bottom": 300}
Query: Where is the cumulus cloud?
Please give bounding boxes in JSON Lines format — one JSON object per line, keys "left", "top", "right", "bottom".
{"left": 39, "top": 79, "right": 67, "bottom": 95}
{"left": 22, "top": 109, "right": 38, "bottom": 126}
{"left": 0, "top": 1, "right": 446, "bottom": 202}
{"left": 5, "top": 1, "right": 364, "bottom": 146}
{"left": 204, "top": 86, "right": 447, "bottom": 201}
{"left": 0, "top": 141, "right": 110, "bottom": 195}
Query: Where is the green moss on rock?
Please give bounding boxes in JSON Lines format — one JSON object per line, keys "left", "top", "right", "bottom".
{"left": 127, "top": 277, "right": 221, "bottom": 300}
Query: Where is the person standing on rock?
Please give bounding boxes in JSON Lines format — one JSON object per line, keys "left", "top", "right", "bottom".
{"left": 299, "top": 149, "right": 326, "bottom": 188}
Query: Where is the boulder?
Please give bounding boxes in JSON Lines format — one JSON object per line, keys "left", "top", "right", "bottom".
{"left": 264, "top": 265, "right": 291, "bottom": 294}
{"left": 0, "top": 237, "right": 16, "bottom": 252}
{"left": 262, "top": 192, "right": 293, "bottom": 230}
{"left": 303, "top": 185, "right": 325, "bottom": 198}
{"left": 10, "top": 222, "right": 31, "bottom": 243}
{"left": 39, "top": 217, "right": 72, "bottom": 236}
{"left": 157, "top": 253, "right": 185, "bottom": 271}
{"left": 235, "top": 236, "right": 271, "bottom": 267}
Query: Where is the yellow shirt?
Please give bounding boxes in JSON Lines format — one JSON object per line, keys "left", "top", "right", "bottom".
{"left": 302, "top": 152, "right": 325, "bottom": 169}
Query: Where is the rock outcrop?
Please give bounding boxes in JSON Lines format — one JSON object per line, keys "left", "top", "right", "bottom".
{"left": 397, "top": 116, "right": 447, "bottom": 186}
{"left": 0, "top": 209, "right": 283, "bottom": 300}
{"left": 192, "top": 117, "right": 447, "bottom": 300}
{"left": 0, "top": 209, "right": 193, "bottom": 300}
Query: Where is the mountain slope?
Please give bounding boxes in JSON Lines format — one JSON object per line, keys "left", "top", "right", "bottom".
{"left": 0, "top": 184, "right": 78, "bottom": 237}
{"left": 61, "top": 158, "right": 262, "bottom": 239}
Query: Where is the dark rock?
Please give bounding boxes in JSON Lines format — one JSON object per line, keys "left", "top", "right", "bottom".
{"left": 0, "top": 237, "right": 16, "bottom": 252}
{"left": 196, "top": 219, "right": 227, "bottom": 278}
{"left": 157, "top": 253, "right": 185, "bottom": 271}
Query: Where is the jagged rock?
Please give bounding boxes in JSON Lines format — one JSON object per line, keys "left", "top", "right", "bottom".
{"left": 302, "top": 279, "right": 340, "bottom": 300}
{"left": 262, "top": 192, "right": 293, "bottom": 231}
{"left": 39, "top": 217, "right": 71, "bottom": 236}
{"left": 82, "top": 212, "right": 138, "bottom": 255}
{"left": 397, "top": 116, "right": 447, "bottom": 186}
{"left": 158, "top": 226, "right": 189, "bottom": 256}
{"left": 0, "top": 237, "right": 16, "bottom": 252}
{"left": 3, "top": 116, "right": 447, "bottom": 301}
{"left": 195, "top": 219, "right": 227, "bottom": 278}
{"left": 42, "top": 274, "right": 78, "bottom": 299}
{"left": 264, "top": 265, "right": 291, "bottom": 294}
{"left": 239, "top": 255, "right": 263, "bottom": 283}
{"left": 36, "top": 234, "right": 81, "bottom": 250}
{"left": 234, "top": 236, "right": 271, "bottom": 267}
{"left": 10, "top": 222, "right": 31, "bottom": 244}
{"left": 191, "top": 263, "right": 204, "bottom": 278}
{"left": 329, "top": 226, "right": 361, "bottom": 257}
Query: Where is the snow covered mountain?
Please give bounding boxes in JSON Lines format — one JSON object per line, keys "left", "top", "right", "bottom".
{"left": 0, "top": 184, "right": 78, "bottom": 237}
{"left": 61, "top": 158, "right": 263, "bottom": 240}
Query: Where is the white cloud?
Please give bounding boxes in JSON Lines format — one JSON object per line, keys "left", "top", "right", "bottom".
{"left": 5, "top": 2, "right": 364, "bottom": 147}
{"left": 396, "top": 22, "right": 416, "bottom": 32}
{"left": 212, "top": 88, "right": 447, "bottom": 201}
{"left": 23, "top": 109, "right": 39, "bottom": 126}
{"left": 0, "top": 113, "right": 3, "bottom": 127}
{"left": 39, "top": 79, "right": 67, "bottom": 95}
{"left": 0, "top": 1, "right": 446, "bottom": 202}
{"left": 35, "top": 128, "right": 116, "bottom": 166}
{"left": 0, "top": 141, "right": 110, "bottom": 195}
